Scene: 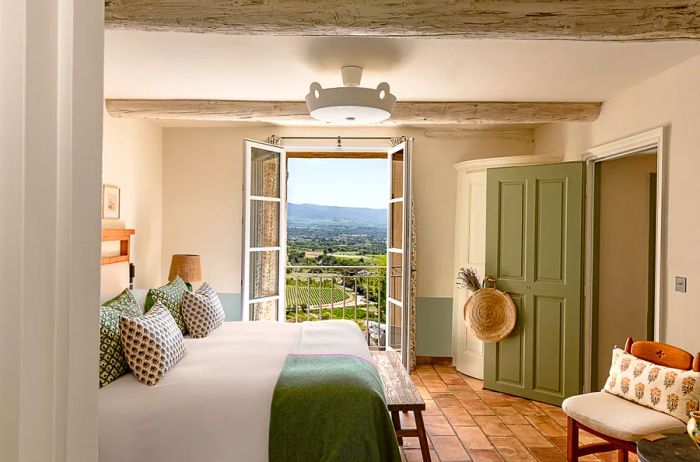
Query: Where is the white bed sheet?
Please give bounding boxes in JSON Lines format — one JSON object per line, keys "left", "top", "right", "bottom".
{"left": 99, "top": 320, "right": 372, "bottom": 462}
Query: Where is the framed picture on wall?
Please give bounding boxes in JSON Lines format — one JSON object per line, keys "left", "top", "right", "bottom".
{"left": 102, "top": 184, "right": 120, "bottom": 219}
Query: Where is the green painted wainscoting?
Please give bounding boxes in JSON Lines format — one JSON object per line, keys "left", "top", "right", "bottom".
{"left": 218, "top": 293, "right": 242, "bottom": 321}
{"left": 415, "top": 297, "right": 453, "bottom": 357}
{"left": 218, "top": 294, "right": 453, "bottom": 358}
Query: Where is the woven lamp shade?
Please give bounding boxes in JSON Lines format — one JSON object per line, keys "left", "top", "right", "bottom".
{"left": 463, "top": 278, "right": 516, "bottom": 343}
{"left": 168, "top": 254, "right": 202, "bottom": 283}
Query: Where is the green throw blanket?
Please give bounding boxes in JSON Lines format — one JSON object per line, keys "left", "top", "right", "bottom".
{"left": 269, "top": 354, "right": 402, "bottom": 462}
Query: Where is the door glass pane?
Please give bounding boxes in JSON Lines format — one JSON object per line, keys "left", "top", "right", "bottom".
{"left": 390, "top": 201, "right": 403, "bottom": 248}
{"left": 250, "top": 299, "right": 278, "bottom": 321}
{"left": 251, "top": 147, "right": 280, "bottom": 198}
{"left": 389, "top": 252, "right": 403, "bottom": 302}
{"left": 249, "top": 250, "right": 279, "bottom": 299}
{"left": 388, "top": 301, "right": 402, "bottom": 351}
{"left": 250, "top": 200, "right": 280, "bottom": 247}
{"left": 391, "top": 150, "right": 404, "bottom": 199}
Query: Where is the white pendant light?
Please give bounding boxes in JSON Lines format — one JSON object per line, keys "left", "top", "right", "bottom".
{"left": 305, "top": 66, "right": 396, "bottom": 124}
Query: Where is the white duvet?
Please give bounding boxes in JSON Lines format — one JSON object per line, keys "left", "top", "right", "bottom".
{"left": 99, "top": 320, "right": 372, "bottom": 462}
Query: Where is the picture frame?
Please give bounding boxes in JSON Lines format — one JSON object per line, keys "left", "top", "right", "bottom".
{"left": 102, "top": 184, "right": 120, "bottom": 219}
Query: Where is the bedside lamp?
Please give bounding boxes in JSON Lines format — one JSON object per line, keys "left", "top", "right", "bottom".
{"left": 168, "top": 254, "right": 202, "bottom": 289}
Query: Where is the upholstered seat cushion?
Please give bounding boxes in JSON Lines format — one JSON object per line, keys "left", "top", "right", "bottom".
{"left": 562, "top": 392, "right": 686, "bottom": 442}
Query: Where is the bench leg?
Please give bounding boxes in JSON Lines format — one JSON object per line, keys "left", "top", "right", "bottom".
{"left": 567, "top": 416, "right": 579, "bottom": 462}
{"left": 617, "top": 450, "right": 628, "bottom": 462}
{"left": 391, "top": 411, "right": 403, "bottom": 446}
{"left": 414, "top": 410, "right": 432, "bottom": 462}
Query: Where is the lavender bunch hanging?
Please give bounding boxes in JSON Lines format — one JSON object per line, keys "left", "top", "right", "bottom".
{"left": 457, "top": 267, "right": 481, "bottom": 292}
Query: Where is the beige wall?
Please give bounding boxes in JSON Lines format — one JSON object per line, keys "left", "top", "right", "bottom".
{"left": 101, "top": 112, "right": 163, "bottom": 300}
{"left": 596, "top": 154, "right": 657, "bottom": 388}
{"left": 161, "top": 125, "right": 534, "bottom": 297}
{"left": 535, "top": 53, "right": 700, "bottom": 353}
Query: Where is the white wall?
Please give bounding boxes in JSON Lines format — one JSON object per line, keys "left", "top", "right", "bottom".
{"left": 0, "top": 0, "right": 103, "bottom": 460}
{"left": 161, "top": 126, "right": 535, "bottom": 298}
{"left": 535, "top": 53, "right": 700, "bottom": 353}
{"left": 101, "top": 113, "right": 163, "bottom": 300}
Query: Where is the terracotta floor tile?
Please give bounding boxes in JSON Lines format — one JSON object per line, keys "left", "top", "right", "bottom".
{"left": 441, "top": 374, "right": 467, "bottom": 385}
{"left": 442, "top": 407, "right": 477, "bottom": 426}
{"left": 451, "top": 387, "right": 480, "bottom": 401}
{"left": 525, "top": 416, "right": 566, "bottom": 437}
{"left": 432, "top": 435, "right": 471, "bottom": 461}
{"left": 402, "top": 436, "right": 433, "bottom": 449}
{"left": 490, "top": 436, "right": 536, "bottom": 461}
{"left": 507, "top": 424, "right": 552, "bottom": 448}
{"left": 416, "top": 385, "right": 432, "bottom": 400}
{"left": 455, "top": 426, "right": 494, "bottom": 450}
{"left": 462, "top": 376, "right": 484, "bottom": 390}
{"left": 596, "top": 451, "right": 638, "bottom": 462}
{"left": 548, "top": 436, "right": 567, "bottom": 454}
{"left": 461, "top": 399, "right": 495, "bottom": 416}
{"left": 399, "top": 410, "right": 416, "bottom": 427}
{"left": 424, "top": 379, "right": 451, "bottom": 393}
{"left": 434, "top": 393, "right": 463, "bottom": 408}
{"left": 492, "top": 405, "right": 518, "bottom": 416}
{"left": 511, "top": 402, "right": 546, "bottom": 417}
{"left": 498, "top": 414, "right": 528, "bottom": 425}
{"left": 424, "top": 414, "right": 456, "bottom": 436}
{"left": 469, "top": 449, "right": 504, "bottom": 461}
{"left": 411, "top": 375, "right": 424, "bottom": 386}
{"left": 529, "top": 447, "right": 567, "bottom": 462}
{"left": 474, "top": 416, "right": 513, "bottom": 437}
{"left": 424, "top": 399, "right": 443, "bottom": 416}
{"left": 544, "top": 408, "right": 568, "bottom": 427}
{"left": 403, "top": 448, "right": 439, "bottom": 462}
{"left": 434, "top": 365, "right": 458, "bottom": 374}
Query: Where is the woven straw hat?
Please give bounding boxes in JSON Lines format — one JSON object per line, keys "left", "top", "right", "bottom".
{"left": 463, "top": 277, "right": 516, "bottom": 343}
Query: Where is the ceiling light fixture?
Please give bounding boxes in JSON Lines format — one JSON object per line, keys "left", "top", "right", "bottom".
{"left": 305, "top": 66, "right": 396, "bottom": 124}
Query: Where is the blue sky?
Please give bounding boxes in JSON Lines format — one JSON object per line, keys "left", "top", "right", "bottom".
{"left": 287, "top": 158, "right": 387, "bottom": 209}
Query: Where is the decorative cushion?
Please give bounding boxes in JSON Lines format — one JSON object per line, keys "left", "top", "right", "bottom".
{"left": 103, "top": 288, "right": 142, "bottom": 317}
{"left": 182, "top": 286, "right": 225, "bottom": 338}
{"left": 562, "top": 392, "right": 686, "bottom": 442}
{"left": 99, "top": 289, "right": 143, "bottom": 388}
{"left": 603, "top": 348, "right": 700, "bottom": 422}
{"left": 144, "top": 276, "right": 189, "bottom": 334}
{"left": 119, "top": 303, "right": 187, "bottom": 386}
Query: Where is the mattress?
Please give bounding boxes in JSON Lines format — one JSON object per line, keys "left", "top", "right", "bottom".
{"left": 98, "top": 320, "right": 372, "bottom": 462}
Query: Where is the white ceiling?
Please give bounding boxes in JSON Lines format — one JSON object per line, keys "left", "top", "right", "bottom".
{"left": 104, "top": 31, "right": 700, "bottom": 103}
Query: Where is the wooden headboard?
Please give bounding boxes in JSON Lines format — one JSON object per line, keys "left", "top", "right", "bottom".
{"left": 101, "top": 228, "right": 135, "bottom": 265}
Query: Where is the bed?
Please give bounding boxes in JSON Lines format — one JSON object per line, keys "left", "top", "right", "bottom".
{"left": 99, "top": 319, "right": 395, "bottom": 462}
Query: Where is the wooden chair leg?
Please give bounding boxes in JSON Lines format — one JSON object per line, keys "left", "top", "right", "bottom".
{"left": 567, "top": 416, "right": 579, "bottom": 462}
{"left": 414, "top": 410, "right": 432, "bottom": 462}
{"left": 390, "top": 410, "right": 403, "bottom": 446}
{"left": 617, "top": 449, "right": 629, "bottom": 462}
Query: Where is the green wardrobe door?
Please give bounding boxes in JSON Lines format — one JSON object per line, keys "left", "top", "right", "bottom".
{"left": 484, "top": 162, "right": 584, "bottom": 406}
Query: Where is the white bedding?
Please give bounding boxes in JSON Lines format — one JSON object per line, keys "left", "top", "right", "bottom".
{"left": 99, "top": 320, "right": 372, "bottom": 462}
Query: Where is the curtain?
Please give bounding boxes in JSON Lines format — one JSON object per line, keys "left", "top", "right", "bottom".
{"left": 409, "top": 195, "right": 417, "bottom": 370}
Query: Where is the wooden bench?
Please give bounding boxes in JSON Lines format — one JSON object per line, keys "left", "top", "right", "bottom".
{"left": 372, "top": 350, "right": 431, "bottom": 462}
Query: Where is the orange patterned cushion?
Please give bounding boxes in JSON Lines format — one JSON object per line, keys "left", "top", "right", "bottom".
{"left": 604, "top": 348, "right": 700, "bottom": 422}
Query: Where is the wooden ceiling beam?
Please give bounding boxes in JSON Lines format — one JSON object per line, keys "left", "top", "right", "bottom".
{"left": 105, "top": 1, "right": 700, "bottom": 41}
{"left": 105, "top": 99, "right": 602, "bottom": 125}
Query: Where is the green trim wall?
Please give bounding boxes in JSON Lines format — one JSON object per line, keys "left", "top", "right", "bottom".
{"left": 218, "top": 293, "right": 454, "bottom": 358}
{"left": 415, "top": 297, "right": 453, "bottom": 357}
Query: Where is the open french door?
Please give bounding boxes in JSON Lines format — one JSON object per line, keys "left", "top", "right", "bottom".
{"left": 242, "top": 140, "right": 287, "bottom": 321}
{"left": 386, "top": 141, "right": 413, "bottom": 367}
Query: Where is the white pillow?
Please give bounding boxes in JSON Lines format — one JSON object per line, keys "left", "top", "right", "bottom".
{"left": 604, "top": 348, "right": 700, "bottom": 422}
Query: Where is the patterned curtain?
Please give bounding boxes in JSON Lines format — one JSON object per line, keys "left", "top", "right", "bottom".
{"left": 409, "top": 195, "right": 417, "bottom": 370}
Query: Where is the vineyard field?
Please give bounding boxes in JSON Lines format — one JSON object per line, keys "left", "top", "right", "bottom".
{"left": 285, "top": 284, "right": 347, "bottom": 308}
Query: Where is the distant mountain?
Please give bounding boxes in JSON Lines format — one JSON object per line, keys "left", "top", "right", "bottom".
{"left": 288, "top": 203, "right": 386, "bottom": 228}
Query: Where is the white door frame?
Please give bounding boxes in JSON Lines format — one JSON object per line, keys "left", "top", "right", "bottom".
{"left": 581, "top": 127, "right": 666, "bottom": 392}
{"left": 242, "top": 139, "right": 288, "bottom": 321}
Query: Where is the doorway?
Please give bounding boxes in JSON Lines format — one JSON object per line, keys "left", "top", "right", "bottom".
{"left": 591, "top": 151, "right": 658, "bottom": 389}
{"left": 583, "top": 127, "right": 666, "bottom": 392}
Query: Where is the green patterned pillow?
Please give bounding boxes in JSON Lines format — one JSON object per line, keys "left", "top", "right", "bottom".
{"left": 144, "top": 276, "right": 189, "bottom": 334}
{"left": 103, "top": 288, "right": 142, "bottom": 316}
{"left": 99, "top": 289, "right": 142, "bottom": 388}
